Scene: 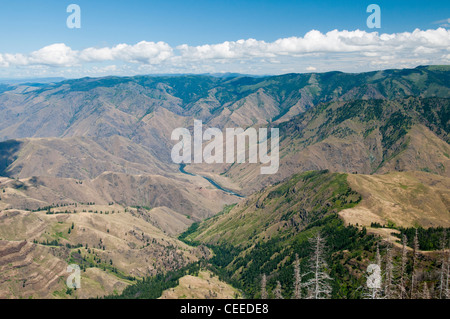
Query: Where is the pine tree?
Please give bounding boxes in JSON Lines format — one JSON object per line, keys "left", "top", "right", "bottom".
{"left": 261, "top": 274, "right": 268, "bottom": 299}
{"left": 305, "top": 232, "right": 332, "bottom": 299}
{"left": 274, "top": 281, "right": 283, "bottom": 299}
{"left": 292, "top": 253, "right": 303, "bottom": 299}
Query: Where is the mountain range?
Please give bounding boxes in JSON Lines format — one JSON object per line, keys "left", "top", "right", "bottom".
{"left": 0, "top": 65, "right": 449, "bottom": 299}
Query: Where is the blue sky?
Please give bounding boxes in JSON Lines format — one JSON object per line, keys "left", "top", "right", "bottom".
{"left": 0, "top": 0, "right": 449, "bottom": 78}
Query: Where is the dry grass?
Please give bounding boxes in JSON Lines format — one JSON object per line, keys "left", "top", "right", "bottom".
{"left": 159, "top": 270, "right": 241, "bottom": 299}
{"left": 340, "top": 171, "right": 450, "bottom": 229}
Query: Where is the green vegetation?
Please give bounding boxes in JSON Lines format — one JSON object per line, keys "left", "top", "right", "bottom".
{"left": 393, "top": 226, "right": 450, "bottom": 251}
{"left": 198, "top": 215, "right": 377, "bottom": 299}
{"left": 104, "top": 262, "right": 201, "bottom": 299}
{"left": 174, "top": 171, "right": 381, "bottom": 298}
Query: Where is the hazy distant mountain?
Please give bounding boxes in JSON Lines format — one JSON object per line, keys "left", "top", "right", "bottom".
{"left": 0, "top": 77, "right": 65, "bottom": 85}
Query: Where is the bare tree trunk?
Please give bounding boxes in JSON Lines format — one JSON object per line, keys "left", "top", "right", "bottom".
{"left": 274, "top": 281, "right": 283, "bottom": 299}
{"left": 411, "top": 229, "right": 419, "bottom": 299}
{"left": 293, "top": 254, "right": 303, "bottom": 299}
{"left": 306, "top": 232, "right": 332, "bottom": 299}
{"left": 398, "top": 234, "right": 408, "bottom": 299}
{"left": 261, "top": 274, "right": 267, "bottom": 299}
{"left": 445, "top": 250, "right": 450, "bottom": 299}
{"left": 384, "top": 240, "right": 394, "bottom": 299}
{"left": 365, "top": 263, "right": 382, "bottom": 300}
{"left": 371, "top": 243, "right": 382, "bottom": 299}
{"left": 438, "top": 231, "right": 447, "bottom": 299}
{"left": 376, "top": 243, "right": 381, "bottom": 267}
{"left": 421, "top": 282, "right": 431, "bottom": 299}
{"left": 441, "top": 230, "right": 450, "bottom": 299}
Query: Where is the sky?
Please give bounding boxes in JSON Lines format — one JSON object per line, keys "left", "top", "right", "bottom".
{"left": 0, "top": 0, "right": 449, "bottom": 78}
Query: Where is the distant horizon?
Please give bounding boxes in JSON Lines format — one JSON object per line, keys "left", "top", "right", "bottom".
{"left": 0, "top": 1, "right": 449, "bottom": 78}
{"left": 1, "top": 64, "right": 449, "bottom": 84}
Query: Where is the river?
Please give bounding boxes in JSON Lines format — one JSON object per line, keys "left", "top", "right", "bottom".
{"left": 179, "top": 164, "right": 244, "bottom": 198}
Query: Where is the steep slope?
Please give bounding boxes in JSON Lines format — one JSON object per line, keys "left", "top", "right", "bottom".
{"left": 340, "top": 171, "right": 450, "bottom": 228}
{"left": 0, "top": 172, "right": 238, "bottom": 221}
{"left": 181, "top": 170, "right": 374, "bottom": 298}
{"left": 0, "top": 136, "right": 172, "bottom": 179}
{"left": 212, "top": 97, "right": 450, "bottom": 194}
{"left": 0, "top": 206, "right": 208, "bottom": 299}
{"left": 181, "top": 170, "right": 450, "bottom": 298}
{"left": 0, "top": 66, "right": 448, "bottom": 160}
{"left": 186, "top": 170, "right": 361, "bottom": 246}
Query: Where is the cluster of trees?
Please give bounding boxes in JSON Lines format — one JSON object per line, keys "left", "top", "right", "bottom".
{"left": 259, "top": 229, "right": 450, "bottom": 299}
{"left": 260, "top": 232, "right": 333, "bottom": 299}
{"left": 105, "top": 262, "right": 201, "bottom": 299}
{"left": 364, "top": 230, "right": 450, "bottom": 299}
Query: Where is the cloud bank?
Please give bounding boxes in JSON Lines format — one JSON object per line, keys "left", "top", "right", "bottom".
{"left": 1, "top": 28, "right": 449, "bottom": 77}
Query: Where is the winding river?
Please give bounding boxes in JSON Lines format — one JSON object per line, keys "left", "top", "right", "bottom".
{"left": 179, "top": 164, "right": 244, "bottom": 198}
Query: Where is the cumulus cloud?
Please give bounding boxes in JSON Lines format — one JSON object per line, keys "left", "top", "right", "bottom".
{"left": 178, "top": 28, "right": 450, "bottom": 60}
{"left": 0, "top": 28, "right": 449, "bottom": 76}
{"left": 0, "top": 41, "right": 173, "bottom": 68}
{"left": 80, "top": 41, "right": 173, "bottom": 64}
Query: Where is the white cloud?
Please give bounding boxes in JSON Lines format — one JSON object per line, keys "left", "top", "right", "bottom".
{"left": 80, "top": 41, "right": 173, "bottom": 64}
{"left": 0, "top": 28, "right": 449, "bottom": 77}
{"left": 29, "top": 43, "right": 78, "bottom": 66}
{"left": 177, "top": 28, "right": 450, "bottom": 60}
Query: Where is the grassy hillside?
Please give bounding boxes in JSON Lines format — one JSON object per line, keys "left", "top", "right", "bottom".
{"left": 341, "top": 171, "right": 450, "bottom": 229}
{"left": 178, "top": 170, "right": 449, "bottom": 299}
{"left": 179, "top": 171, "right": 371, "bottom": 298}
{"left": 184, "top": 170, "right": 361, "bottom": 245}
{"left": 0, "top": 206, "right": 205, "bottom": 299}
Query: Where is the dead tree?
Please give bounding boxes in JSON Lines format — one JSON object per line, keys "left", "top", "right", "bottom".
{"left": 293, "top": 253, "right": 304, "bottom": 299}
{"left": 274, "top": 281, "right": 283, "bottom": 299}
{"left": 384, "top": 239, "right": 394, "bottom": 299}
{"left": 305, "top": 232, "right": 332, "bottom": 299}
{"left": 261, "top": 274, "right": 268, "bottom": 299}
{"left": 398, "top": 234, "right": 409, "bottom": 299}
{"left": 438, "top": 232, "right": 447, "bottom": 299}
{"left": 411, "top": 229, "right": 419, "bottom": 299}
